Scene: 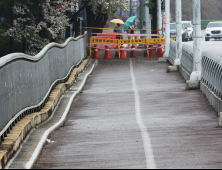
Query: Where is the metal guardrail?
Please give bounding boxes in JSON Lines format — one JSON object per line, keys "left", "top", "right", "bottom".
{"left": 169, "top": 38, "right": 222, "bottom": 101}
{"left": 202, "top": 51, "right": 222, "bottom": 100}
{"left": 181, "top": 44, "right": 193, "bottom": 74}
{"left": 169, "top": 39, "right": 193, "bottom": 74}
{"left": 169, "top": 39, "right": 176, "bottom": 63}
{"left": 0, "top": 31, "right": 88, "bottom": 138}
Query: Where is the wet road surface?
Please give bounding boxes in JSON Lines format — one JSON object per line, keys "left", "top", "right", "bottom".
{"left": 33, "top": 57, "right": 222, "bottom": 169}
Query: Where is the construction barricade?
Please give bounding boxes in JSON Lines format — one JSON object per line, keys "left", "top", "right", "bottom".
{"left": 89, "top": 33, "right": 169, "bottom": 59}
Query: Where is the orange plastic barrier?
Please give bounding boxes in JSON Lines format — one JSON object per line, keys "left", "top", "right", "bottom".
{"left": 96, "top": 32, "right": 119, "bottom": 39}
{"left": 94, "top": 32, "right": 119, "bottom": 50}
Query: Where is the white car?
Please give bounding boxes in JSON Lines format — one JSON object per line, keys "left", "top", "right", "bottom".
{"left": 205, "top": 21, "right": 222, "bottom": 41}
{"left": 181, "top": 21, "right": 193, "bottom": 41}
{"left": 170, "top": 23, "right": 189, "bottom": 42}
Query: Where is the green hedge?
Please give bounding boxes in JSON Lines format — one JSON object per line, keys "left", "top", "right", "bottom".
{"left": 171, "top": 20, "right": 222, "bottom": 29}
{"left": 201, "top": 20, "right": 218, "bottom": 29}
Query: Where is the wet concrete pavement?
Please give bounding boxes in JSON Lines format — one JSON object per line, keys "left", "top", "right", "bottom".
{"left": 33, "top": 57, "right": 222, "bottom": 169}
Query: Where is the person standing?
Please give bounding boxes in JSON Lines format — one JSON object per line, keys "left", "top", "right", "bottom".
{"left": 114, "top": 23, "right": 123, "bottom": 39}
{"left": 127, "top": 25, "right": 135, "bottom": 48}
{"left": 127, "top": 25, "right": 135, "bottom": 39}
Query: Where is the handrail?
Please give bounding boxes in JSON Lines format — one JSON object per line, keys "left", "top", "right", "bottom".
{"left": 0, "top": 32, "right": 87, "bottom": 68}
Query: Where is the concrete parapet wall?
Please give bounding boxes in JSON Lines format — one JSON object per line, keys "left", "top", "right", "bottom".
{"left": 0, "top": 58, "right": 91, "bottom": 169}
{"left": 200, "top": 82, "right": 222, "bottom": 114}
{"left": 178, "top": 66, "right": 191, "bottom": 81}
{"left": 0, "top": 32, "right": 88, "bottom": 144}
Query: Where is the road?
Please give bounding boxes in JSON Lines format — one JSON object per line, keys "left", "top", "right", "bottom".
{"left": 101, "top": 29, "right": 222, "bottom": 57}
{"left": 7, "top": 30, "right": 222, "bottom": 169}
{"left": 183, "top": 30, "right": 222, "bottom": 57}
{"left": 32, "top": 57, "right": 222, "bottom": 169}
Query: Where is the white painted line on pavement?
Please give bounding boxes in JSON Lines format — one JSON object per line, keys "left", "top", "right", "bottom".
{"left": 129, "top": 59, "right": 156, "bottom": 169}
{"left": 25, "top": 63, "right": 95, "bottom": 169}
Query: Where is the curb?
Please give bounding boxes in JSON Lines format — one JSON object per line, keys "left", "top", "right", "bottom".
{"left": 26, "top": 60, "right": 95, "bottom": 169}
{"left": 0, "top": 58, "right": 92, "bottom": 169}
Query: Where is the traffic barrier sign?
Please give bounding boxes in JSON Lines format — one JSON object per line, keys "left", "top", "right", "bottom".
{"left": 130, "top": 45, "right": 137, "bottom": 58}
{"left": 149, "top": 44, "right": 154, "bottom": 57}
{"left": 120, "top": 45, "right": 127, "bottom": 59}
{"left": 104, "top": 45, "right": 112, "bottom": 59}
{"left": 156, "top": 44, "right": 163, "bottom": 57}
{"left": 93, "top": 45, "right": 100, "bottom": 59}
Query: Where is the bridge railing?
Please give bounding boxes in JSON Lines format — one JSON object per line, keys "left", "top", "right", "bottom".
{"left": 202, "top": 51, "right": 222, "bottom": 100}
{"left": 169, "top": 39, "right": 193, "bottom": 74}
{"left": 169, "top": 39, "right": 222, "bottom": 111}
{"left": 181, "top": 44, "right": 193, "bottom": 74}
{"left": 0, "top": 31, "right": 88, "bottom": 140}
{"left": 169, "top": 39, "right": 176, "bottom": 63}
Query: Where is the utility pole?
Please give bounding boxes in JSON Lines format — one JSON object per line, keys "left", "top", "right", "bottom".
{"left": 175, "top": 0, "right": 182, "bottom": 66}
{"left": 130, "top": 0, "right": 132, "bottom": 17}
{"left": 157, "top": 0, "right": 161, "bottom": 31}
{"left": 190, "top": 0, "right": 201, "bottom": 81}
{"left": 120, "top": 9, "right": 122, "bottom": 20}
{"left": 140, "top": 0, "right": 151, "bottom": 38}
{"left": 186, "top": 0, "right": 201, "bottom": 89}
{"left": 163, "top": 0, "right": 170, "bottom": 58}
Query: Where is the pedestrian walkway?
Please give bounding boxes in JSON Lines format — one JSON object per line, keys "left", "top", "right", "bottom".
{"left": 8, "top": 56, "right": 222, "bottom": 169}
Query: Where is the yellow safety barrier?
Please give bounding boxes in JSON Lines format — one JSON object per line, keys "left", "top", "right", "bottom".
{"left": 90, "top": 37, "right": 165, "bottom": 44}
{"left": 89, "top": 38, "right": 118, "bottom": 44}
{"left": 89, "top": 37, "right": 166, "bottom": 58}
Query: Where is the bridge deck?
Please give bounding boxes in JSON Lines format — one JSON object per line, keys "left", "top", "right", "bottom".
{"left": 9, "top": 56, "right": 222, "bottom": 169}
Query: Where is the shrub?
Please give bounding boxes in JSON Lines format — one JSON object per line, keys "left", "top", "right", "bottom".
{"left": 201, "top": 19, "right": 222, "bottom": 29}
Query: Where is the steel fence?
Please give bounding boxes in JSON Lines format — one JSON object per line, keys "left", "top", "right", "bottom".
{"left": 202, "top": 51, "right": 222, "bottom": 100}
{"left": 169, "top": 39, "right": 193, "bottom": 74}
{"left": 169, "top": 38, "right": 222, "bottom": 100}
{"left": 169, "top": 39, "right": 176, "bottom": 63}
{"left": 181, "top": 44, "right": 193, "bottom": 74}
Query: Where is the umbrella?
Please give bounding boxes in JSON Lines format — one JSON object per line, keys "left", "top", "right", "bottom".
{"left": 110, "top": 19, "right": 125, "bottom": 24}
{"left": 124, "top": 16, "right": 136, "bottom": 31}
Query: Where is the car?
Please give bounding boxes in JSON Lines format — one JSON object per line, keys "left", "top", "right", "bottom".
{"left": 181, "top": 21, "right": 193, "bottom": 41}
{"left": 205, "top": 21, "right": 222, "bottom": 41}
{"left": 170, "top": 23, "right": 189, "bottom": 42}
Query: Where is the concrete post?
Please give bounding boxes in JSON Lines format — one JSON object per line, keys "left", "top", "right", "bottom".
{"left": 163, "top": 0, "right": 170, "bottom": 58}
{"left": 175, "top": 0, "right": 182, "bottom": 66}
{"left": 130, "top": 0, "right": 132, "bottom": 17}
{"left": 120, "top": 9, "right": 122, "bottom": 20}
{"left": 186, "top": 0, "right": 201, "bottom": 89}
{"left": 157, "top": 0, "right": 162, "bottom": 31}
{"left": 140, "top": 0, "right": 151, "bottom": 38}
{"left": 190, "top": 0, "right": 202, "bottom": 81}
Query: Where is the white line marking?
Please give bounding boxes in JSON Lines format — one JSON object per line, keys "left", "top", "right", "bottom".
{"left": 129, "top": 59, "right": 156, "bottom": 169}
{"left": 25, "top": 63, "right": 95, "bottom": 169}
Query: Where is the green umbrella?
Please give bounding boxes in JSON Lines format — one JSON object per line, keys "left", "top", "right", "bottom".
{"left": 124, "top": 16, "right": 136, "bottom": 32}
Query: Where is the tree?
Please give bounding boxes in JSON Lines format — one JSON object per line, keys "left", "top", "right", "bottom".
{"left": 3, "top": 0, "right": 76, "bottom": 55}
{"left": 0, "top": 0, "right": 30, "bottom": 53}
{"left": 69, "top": 0, "right": 128, "bottom": 33}
{"left": 87, "top": 0, "right": 128, "bottom": 33}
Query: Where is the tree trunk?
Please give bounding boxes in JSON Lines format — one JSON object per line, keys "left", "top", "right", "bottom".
{"left": 22, "top": 37, "right": 26, "bottom": 53}
{"left": 65, "top": 26, "right": 71, "bottom": 38}
{"left": 86, "top": 5, "right": 108, "bottom": 33}
{"left": 9, "top": 37, "right": 13, "bottom": 53}
{"left": 74, "top": 18, "right": 80, "bottom": 37}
